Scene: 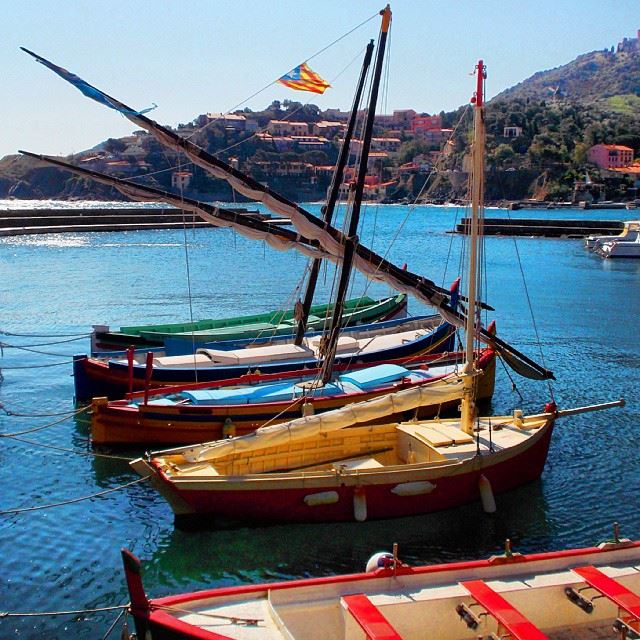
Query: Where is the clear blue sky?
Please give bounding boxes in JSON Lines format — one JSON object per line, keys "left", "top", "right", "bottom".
{"left": 2, "top": 0, "right": 637, "bottom": 159}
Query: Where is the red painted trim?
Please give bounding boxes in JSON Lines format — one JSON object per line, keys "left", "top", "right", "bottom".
{"left": 573, "top": 565, "right": 640, "bottom": 618}
{"left": 146, "top": 542, "right": 640, "bottom": 610}
{"left": 342, "top": 594, "right": 403, "bottom": 640}
{"left": 476, "top": 59, "right": 484, "bottom": 107}
{"left": 461, "top": 579, "right": 548, "bottom": 640}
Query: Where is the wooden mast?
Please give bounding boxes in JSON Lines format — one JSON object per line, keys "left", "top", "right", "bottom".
{"left": 294, "top": 41, "right": 375, "bottom": 345}
{"left": 461, "top": 59, "right": 486, "bottom": 435}
{"left": 319, "top": 4, "right": 392, "bottom": 385}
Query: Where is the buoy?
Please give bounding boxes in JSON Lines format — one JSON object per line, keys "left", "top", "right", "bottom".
{"left": 365, "top": 551, "right": 394, "bottom": 573}
{"left": 478, "top": 474, "right": 496, "bottom": 513}
{"left": 353, "top": 485, "right": 367, "bottom": 522}
{"left": 303, "top": 491, "right": 339, "bottom": 506}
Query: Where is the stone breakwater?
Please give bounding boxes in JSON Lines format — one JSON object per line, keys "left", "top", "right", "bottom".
{"left": 0, "top": 206, "right": 268, "bottom": 236}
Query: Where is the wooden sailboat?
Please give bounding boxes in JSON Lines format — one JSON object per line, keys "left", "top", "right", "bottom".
{"left": 90, "top": 347, "right": 496, "bottom": 446}
{"left": 130, "top": 58, "right": 623, "bottom": 525}
{"left": 22, "top": 34, "right": 555, "bottom": 406}
{"left": 120, "top": 532, "right": 640, "bottom": 640}
{"left": 90, "top": 293, "right": 409, "bottom": 353}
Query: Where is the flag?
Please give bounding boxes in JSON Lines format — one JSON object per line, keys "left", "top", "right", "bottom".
{"left": 277, "top": 63, "right": 330, "bottom": 94}
{"left": 21, "top": 47, "right": 157, "bottom": 116}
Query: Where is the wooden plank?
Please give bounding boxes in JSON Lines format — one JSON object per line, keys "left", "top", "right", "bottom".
{"left": 341, "top": 594, "right": 403, "bottom": 640}
{"left": 572, "top": 565, "right": 640, "bottom": 620}
{"left": 461, "top": 580, "right": 549, "bottom": 640}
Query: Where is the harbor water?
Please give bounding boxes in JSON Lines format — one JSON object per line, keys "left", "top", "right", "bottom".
{"left": 0, "top": 201, "right": 638, "bottom": 638}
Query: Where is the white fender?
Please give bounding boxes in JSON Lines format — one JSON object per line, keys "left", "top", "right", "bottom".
{"left": 479, "top": 474, "right": 496, "bottom": 513}
{"left": 303, "top": 491, "right": 339, "bottom": 506}
{"left": 391, "top": 481, "right": 436, "bottom": 496}
{"left": 353, "top": 486, "right": 367, "bottom": 522}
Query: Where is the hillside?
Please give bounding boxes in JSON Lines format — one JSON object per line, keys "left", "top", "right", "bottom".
{"left": 2, "top": 33, "right": 640, "bottom": 204}
{"left": 493, "top": 42, "right": 640, "bottom": 103}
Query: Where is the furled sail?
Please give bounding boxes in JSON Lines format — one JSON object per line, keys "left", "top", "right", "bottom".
{"left": 21, "top": 48, "right": 453, "bottom": 313}
{"left": 21, "top": 49, "right": 554, "bottom": 381}
{"left": 172, "top": 375, "right": 465, "bottom": 463}
{"left": 18, "top": 151, "right": 330, "bottom": 261}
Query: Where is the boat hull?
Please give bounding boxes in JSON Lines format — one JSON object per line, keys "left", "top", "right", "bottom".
{"left": 92, "top": 294, "right": 406, "bottom": 352}
{"left": 122, "top": 529, "right": 640, "bottom": 640}
{"left": 91, "top": 351, "right": 495, "bottom": 446}
{"left": 135, "top": 415, "right": 552, "bottom": 525}
{"left": 74, "top": 318, "right": 455, "bottom": 402}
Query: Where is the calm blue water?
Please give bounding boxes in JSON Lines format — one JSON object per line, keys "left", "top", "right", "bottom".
{"left": 1, "top": 201, "right": 638, "bottom": 638}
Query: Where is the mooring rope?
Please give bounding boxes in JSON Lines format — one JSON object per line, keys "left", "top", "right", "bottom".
{"left": 0, "top": 604, "right": 128, "bottom": 618}
{"left": 0, "top": 476, "right": 149, "bottom": 516}
{"left": 0, "top": 329, "right": 91, "bottom": 338}
{"left": 0, "top": 408, "right": 87, "bottom": 437}
{"left": 0, "top": 403, "right": 88, "bottom": 418}
{"left": 0, "top": 360, "right": 72, "bottom": 369}
{"left": 0, "top": 334, "right": 89, "bottom": 347}
{"left": 0, "top": 433, "right": 133, "bottom": 461}
{"left": 0, "top": 342, "right": 78, "bottom": 358}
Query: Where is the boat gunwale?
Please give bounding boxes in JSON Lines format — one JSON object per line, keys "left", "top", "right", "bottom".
{"left": 149, "top": 415, "right": 553, "bottom": 488}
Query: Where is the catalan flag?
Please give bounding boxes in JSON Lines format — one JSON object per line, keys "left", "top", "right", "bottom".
{"left": 277, "top": 63, "right": 331, "bottom": 94}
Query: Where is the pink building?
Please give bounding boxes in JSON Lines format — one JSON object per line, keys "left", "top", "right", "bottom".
{"left": 587, "top": 144, "right": 634, "bottom": 169}
{"left": 411, "top": 114, "right": 442, "bottom": 134}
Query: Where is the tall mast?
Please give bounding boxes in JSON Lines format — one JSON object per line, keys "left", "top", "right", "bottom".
{"left": 319, "top": 4, "right": 392, "bottom": 385}
{"left": 294, "top": 41, "right": 375, "bottom": 345}
{"left": 461, "top": 59, "right": 486, "bottom": 435}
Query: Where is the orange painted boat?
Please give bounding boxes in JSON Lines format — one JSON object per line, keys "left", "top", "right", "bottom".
{"left": 91, "top": 348, "right": 496, "bottom": 446}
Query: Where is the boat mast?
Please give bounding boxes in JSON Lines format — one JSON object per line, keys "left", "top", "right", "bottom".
{"left": 461, "top": 59, "right": 486, "bottom": 435}
{"left": 319, "top": 5, "right": 392, "bottom": 385}
{"left": 294, "top": 41, "right": 375, "bottom": 345}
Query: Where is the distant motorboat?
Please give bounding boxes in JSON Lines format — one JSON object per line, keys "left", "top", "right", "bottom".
{"left": 595, "top": 232, "right": 640, "bottom": 258}
{"left": 584, "top": 219, "right": 640, "bottom": 250}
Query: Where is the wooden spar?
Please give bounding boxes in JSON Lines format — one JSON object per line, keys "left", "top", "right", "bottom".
{"left": 320, "top": 4, "right": 392, "bottom": 385}
{"left": 294, "top": 41, "right": 375, "bottom": 346}
{"left": 527, "top": 398, "right": 625, "bottom": 421}
{"left": 461, "top": 60, "right": 485, "bottom": 436}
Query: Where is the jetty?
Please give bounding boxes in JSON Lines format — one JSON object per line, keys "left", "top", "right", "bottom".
{"left": 0, "top": 206, "right": 286, "bottom": 237}
{"left": 455, "top": 218, "right": 625, "bottom": 237}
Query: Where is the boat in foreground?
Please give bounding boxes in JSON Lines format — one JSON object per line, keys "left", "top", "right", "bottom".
{"left": 121, "top": 534, "right": 640, "bottom": 640}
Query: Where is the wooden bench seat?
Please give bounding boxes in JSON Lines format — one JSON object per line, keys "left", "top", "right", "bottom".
{"left": 341, "top": 593, "right": 403, "bottom": 640}
{"left": 572, "top": 565, "right": 640, "bottom": 623}
{"left": 460, "top": 579, "right": 549, "bottom": 640}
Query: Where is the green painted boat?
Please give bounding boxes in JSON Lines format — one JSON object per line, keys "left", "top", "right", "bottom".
{"left": 92, "top": 294, "right": 406, "bottom": 352}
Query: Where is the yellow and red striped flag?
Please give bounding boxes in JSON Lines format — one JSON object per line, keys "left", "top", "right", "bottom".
{"left": 277, "top": 63, "right": 331, "bottom": 94}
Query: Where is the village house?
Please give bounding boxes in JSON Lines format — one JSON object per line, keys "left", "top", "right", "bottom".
{"left": 172, "top": 171, "right": 193, "bottom": 190}
{"left": 588, "top": 144, "right": 634, "bottom": 169}
{"left": 267, "top": 120, "right": 310, "bottom": 136}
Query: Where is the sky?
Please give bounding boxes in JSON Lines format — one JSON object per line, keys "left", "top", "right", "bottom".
{"left": 1, "top": 0, "right": 638, "bottom": 159}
